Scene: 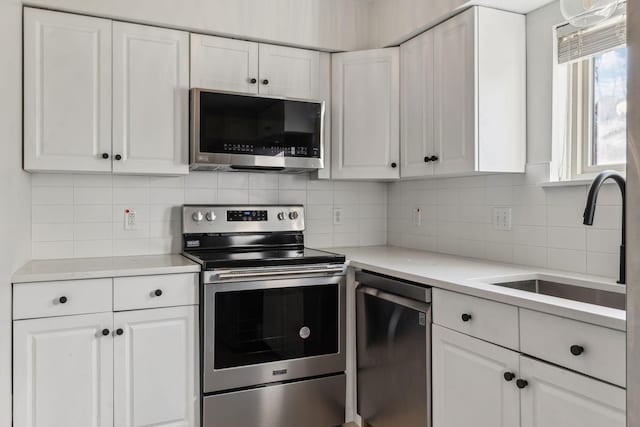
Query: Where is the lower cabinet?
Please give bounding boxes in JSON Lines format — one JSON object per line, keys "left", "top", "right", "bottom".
{"left": 13, "top": 300, "right": 198, "bottom": 427}
{"left": 433, "top": 325, "right": 626, "bottom": 427}
{"left": 519, "top": 356, "right": 625, "bottom": 427}
{"left": 13, "top": 313, "right": 114, "bottom": 427}
{"left": 432, "top": 324, "right": 520, "bottom": 427}
{"left": 114, "top": 306, "right": 198, "bottom": 427}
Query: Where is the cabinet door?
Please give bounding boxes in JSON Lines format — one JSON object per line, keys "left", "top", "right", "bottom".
{"left": 400, "top": 30, "right": 435, "bottom": 178}
{"left": 432, "top": 325, "right": 520, "bottom": 427}
{"left": 114, "top": 306, "right": 198, "bottom": 427}
{"left": 433, "top": 8, "right": 476, "bottom": 176}
{"left": 190, "top": 34, "right": 259, "bottom": 94}
{"left": 112, "top": 22, "right": 189, "bottom": 175}
{"left": 520, "top": 356, "right": 625, "bottom": 427}
{"left": 23, "top": 8, "right": 112, "bottom": 173}
{"left": 331, "top": 48, "right": 400, "bottom": 180}
{"left": 13, "top": 313, "right": 114, "bottom": 427}
{"left": 258, "top": 43, "right": 321, "bottom": 100}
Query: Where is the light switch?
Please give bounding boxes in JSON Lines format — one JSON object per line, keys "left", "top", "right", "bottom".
{"left": 124, "top": 209, "right": 137, "bottom": 230}
{"left": 413, "top": 207, "right": 422, "bottom": 227}
{"left": 333, "top": 207, "right": 343, "bottom": 225}
{"left": 493, "top": 207, "right": 512, "bottom": 231}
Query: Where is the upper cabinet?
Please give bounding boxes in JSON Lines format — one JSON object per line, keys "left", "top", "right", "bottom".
{"left": 112, "top": 22, "right": 189, "bottom": 175}
{"left": 331, "top": 48, "right": 400, "bottom": 180}
{"left": 190, "top": 35, "right": 259, "bottom": 94}
{"left": 23, "top": 8, "right": 113, "bottom": 173}
{"left": 400, "top": 30, "right": 435, "bottom": 178}
{"left": 23, "top": 8, "right": 189, "bottom": 175}
{"left": 190, "top": 34, "right": 324, "bottom": 101}
{"left": 401, "top": 7, "right": 526, "bottom": 178}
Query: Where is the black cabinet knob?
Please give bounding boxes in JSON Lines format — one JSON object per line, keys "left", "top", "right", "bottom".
{"left": 114, "top": 154, "right": 122, "bottom": 161}
{"left": 102, "top": 153, "right": 109, "bottom": 159}
{"left": 59, "top": 296, "right": 68, "bottom": 304}
{"left": 429, "top": 155, "right": 439, "bottom": 162}
{"left": 391, "top": 162, "right": 398, "bottom": 168}
{"left": 461, "top": 313, "right": 472, "bottom": 322}
{"left": 116, "top": 328, "right": 124, "bottom": 336}
{"left": 262, "top": 79, "right": 269, "bottom": 85}
{"left": 424, "top": 156, "right": 430, "bottom": 163}
{"left": 250, "top": 78, "right": 257, "bottom": 84}
{"left": 570, "top": 345, "right": 585, "bottom": 356}
{"left": 154, "top": 289, "right": 163, "bottom": 297}
{"left": 516, "top": 379, "right": 528, "bottom": 389}
{"left": 102, "top": 329, "right": 110, "bottom": 336}
{"left": 503, "top": 372, "right": 516, "bottom": 382}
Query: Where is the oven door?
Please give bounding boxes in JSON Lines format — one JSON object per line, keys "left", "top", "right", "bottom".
{"left": 203, "top": 274, "right": 346, "bottom": 393}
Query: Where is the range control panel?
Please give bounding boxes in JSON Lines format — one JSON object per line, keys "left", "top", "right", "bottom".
{"left": 182, "top": 205, "right": 304, "bottom": 234}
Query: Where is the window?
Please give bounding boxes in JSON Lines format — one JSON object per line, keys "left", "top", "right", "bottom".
{"left": 555, "top": 6, "right": 627, "bottom": 181}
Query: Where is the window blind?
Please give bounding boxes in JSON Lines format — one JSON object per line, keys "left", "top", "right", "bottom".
{"left": 557, "top": 2, "right": 626, "bottom": 64}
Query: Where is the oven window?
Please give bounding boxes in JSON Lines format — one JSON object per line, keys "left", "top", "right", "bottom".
{"left": 198, "top": 91, "right": 322, "bottom": 158}
{"left": 214, "top": 284, "right": 339, "bottom": 369}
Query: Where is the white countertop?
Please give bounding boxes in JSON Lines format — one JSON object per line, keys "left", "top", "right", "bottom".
{"left": 325, "top": 246, "right": 626, "bottom": 331}
{"left": 12, "top": 254, "right": 201, "bottom": 283}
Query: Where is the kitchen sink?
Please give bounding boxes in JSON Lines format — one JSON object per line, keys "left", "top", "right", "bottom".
{"left": 490, "top": 277, "right": 626, "bottom": 310}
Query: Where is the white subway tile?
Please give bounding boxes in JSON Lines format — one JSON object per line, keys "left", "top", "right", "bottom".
{"left": 32, "top": 241, "right": 74, "bottom": 259}
{"left": 32, "top": 187, "right": 73, "bottom": 205}
{"left": 73, "top": 174, "right": 112, "bottom": 188}
{"left": 218, "top": 189, "right": 249, "bottom": 204}
{"left": 74, "top": 187, "right": 112, "bottom": 205}
{"left": 74, "top": 205, "right": 113, "bottom": 223}
{"left": 112, "top": 175, "right": 149, "bottom": 187}
{"left": 149, "top": 188, "right": 184, "bottom": 205}
{"left": 249, "top": 189, "right": 278, "bottom": 204}
{"left": 148, "top": 176, "right": 185, "bottom": 188}
{"left": 278, "top": 190, "right": 306, "bottom": 204}
{"left": 278, "top": 174, "right": 308, "bottom": 190}
{"left": 249, "top": 173, "right": 278, "bottom": 189}
{"left": 185, "top": 171, "right": 218, "bottom": 188}
{"left": 33, "top": 205, "right": 71, "bottom": 224}
{"left": 307, "top": 190, "right": 333, "bottom": 205}
{"left": 546, "top": 227, "right": 586, "bottom": 250}
{"left": 74, "top": 240, "right": 113, "bottom": 258}
{"left": 218, "top": 172, "right": 249, "bottom": 189}
{"left": 113, "top": 239, "right": 149, "bottom": 256}
{"left": 33, "top": 223, "right": 74, "bottom": 242}
{"left": 185, "top": 188, "right": 218, "bottom": 204}
{"left": 586, "top": 251, "right": 619, "bottom": 279}
{"left": 32, "top": 173, "right": 73, "bottom": 187}
{"left": 513, "top": 245, "right": 548, "bottom": 268}
{"left": 586, "top": 228, "right": 620, "bottom": 254}
{"left": 547, "top": 248, "right": 587, "bottom": 273}
{"left": 113, "top": 187, "right": 150, "bottom": 205}
{"left": 73, "top": 222, "right": 112, "bottom": 241}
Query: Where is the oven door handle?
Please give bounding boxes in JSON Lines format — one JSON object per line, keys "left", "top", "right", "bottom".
{"left": 212, "top": 266, "right": 346, "bottom": 280}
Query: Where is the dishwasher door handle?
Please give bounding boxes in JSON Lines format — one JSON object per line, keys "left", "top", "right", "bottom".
{"left": 357, "top": 285, "right": 429, "bottom": 312}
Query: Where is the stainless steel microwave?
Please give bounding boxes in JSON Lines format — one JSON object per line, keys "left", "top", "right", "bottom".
{"left": 190, "top": 89, "right": 325, "bottom": 173}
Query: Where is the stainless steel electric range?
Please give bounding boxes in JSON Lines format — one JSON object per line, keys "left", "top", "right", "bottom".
{"left": 181, "top": 205, "right": 347, "bottom": 427}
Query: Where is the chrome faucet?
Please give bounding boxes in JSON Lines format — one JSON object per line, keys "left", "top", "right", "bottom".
{"left": 583, "top": 170, "right": 626, "bottom": 284}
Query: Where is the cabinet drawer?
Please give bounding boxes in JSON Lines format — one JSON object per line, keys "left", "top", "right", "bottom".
{"left": 432, "top": 289, "right": 519, "bottom": 350}
{"left": 113, "top": 273, "right": 198, "bottom": 311}
{"left": 13, "top": 278, "right": 113, "bottom": 320}
{"left": 519, "top": 309, "right": 625, "bottom": 387}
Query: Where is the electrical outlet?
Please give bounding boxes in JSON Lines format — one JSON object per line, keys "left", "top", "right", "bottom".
{"left": 493, "top": 207, "right": 512, "bottom": 231}
{"left": 124, "top": 209, "right": 137, "bottom": 230}
{"left": 333, "top": 207, "right": 343, "bottom": 225}
{"left": 413, "top": 207, "right": 422, "bottom": 227}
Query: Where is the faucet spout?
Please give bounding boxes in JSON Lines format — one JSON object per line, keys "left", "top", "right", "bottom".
{"left": 583, "top": 170, "right": 626, "bottom": 284}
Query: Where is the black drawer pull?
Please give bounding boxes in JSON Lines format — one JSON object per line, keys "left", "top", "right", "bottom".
{"left": 461, "top": 313, "right": 472, "bottom": 322}
{"left": 503, "top": 372, "right": 515, "bottom": 382}
{"left": 58, "top": 296, "right": 68, "bottom": 304}
{"left": 570, "top": 345, "right": 585, "bottom": 356}
{"left": 116, "top": 328, "right": 124, "bottom": 336}
{"left": 154, "top": 289, "right": 163, "bottom": 297}
{"left": 516, "top": 379, "right": 528, "bottom": 389}
{"left": 102, "top": 329, "right": 110, "bottom": 336}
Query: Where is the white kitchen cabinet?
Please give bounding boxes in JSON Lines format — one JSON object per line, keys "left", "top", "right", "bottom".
{"left": 113, "top": 306, "right": 198, "bottom": 427}
{"left": 400, "top": 6, "right": 526, "bottom": 178}
{"left": 13, "top": 313, "right": 114, "bottom": 427}
{"left": 23, "top": 8, "right": 112, "bottom": 173}
{"left": 190, "top": 35, "right": 323, "bottom": 101}
{"left": 258, "top": 44, "right": 321, "bottom": 100}
{"left": 24, "top": 8, "right": 189, "bottom": 176}
{"left": 432, "top": 325, "right": 520, "bottom": 427}
{"left": 331, "top": 48, "right": 400, "bottom": 180}
{"left": 112, "top": 22, "right": 189, "bottom": 175}
{"left": 519, "top": 356, "right": 625, "bottom": 427}
{"left": 190, "top": 34, "right": 259, "bottom": 94}
{"left": 400, "top": 30, "right": 435, "bottom": 178}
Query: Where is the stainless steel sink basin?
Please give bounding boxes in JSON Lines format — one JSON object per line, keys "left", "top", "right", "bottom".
{"left": 492, "top": 278, "right": 626, "bottom": 310}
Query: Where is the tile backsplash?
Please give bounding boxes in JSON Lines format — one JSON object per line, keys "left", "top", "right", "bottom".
{"left": 387, "top": 163, "right": 623, "bottom": 278}
{"left": 31, "top": 172, "right": 388, "bottom": 259}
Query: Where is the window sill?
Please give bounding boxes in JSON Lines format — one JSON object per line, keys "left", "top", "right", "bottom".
{"left": 539, "top": 177, "right": 623, "bottom": 188}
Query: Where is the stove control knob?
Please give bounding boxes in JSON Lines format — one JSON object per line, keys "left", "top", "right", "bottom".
{"left": 289, "top": 211, "right": 299, "bottom": 220}
{"left": 205, "top": 211, "right": 216, "bottom": 222}
{"left": 192, "top": 211, "right": 204, "bottom": 222}
{"left": 277, "top": 212, "right": 286, "bottom": 221}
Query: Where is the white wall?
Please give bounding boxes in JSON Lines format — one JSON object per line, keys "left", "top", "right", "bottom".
{"left": 387, "top": 1, "right": 624, "bottom": 279}
{"left": 30, "top": 172, "right": 388, "bottom": 258}
{"left": 0, "top": 1, "right": 32, "bottom": 426}
{"left": 26, "top": 0, "right": 370, "bottom": 51}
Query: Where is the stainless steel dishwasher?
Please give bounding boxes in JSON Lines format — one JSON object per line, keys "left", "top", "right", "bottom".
{"left": 355, "top": 270, "right": 432, "bottom": 427}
